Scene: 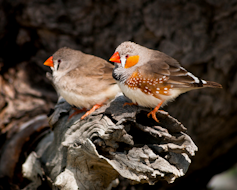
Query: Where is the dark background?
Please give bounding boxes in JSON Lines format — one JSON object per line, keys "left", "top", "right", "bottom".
{"left": 0, "top": 0, "right": 237, "bottom": 189}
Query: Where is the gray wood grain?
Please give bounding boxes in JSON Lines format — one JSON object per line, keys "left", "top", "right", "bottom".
{"left": 23, "top": 95, "right": 197, "bottom": 190}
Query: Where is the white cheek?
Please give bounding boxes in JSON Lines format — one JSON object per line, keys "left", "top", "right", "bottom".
{"left": 51, "top": 61, "right": 58, "bottom": 73}
{"left": 54, "top": 62, "right": 58, "bottom": 70}
{"left": 121, "top": 58, "right": 126, "bottom": 68}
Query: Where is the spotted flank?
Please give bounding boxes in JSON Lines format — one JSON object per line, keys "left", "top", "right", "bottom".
{"left": 125, "top": 71, "right": 173, "bottom": 97}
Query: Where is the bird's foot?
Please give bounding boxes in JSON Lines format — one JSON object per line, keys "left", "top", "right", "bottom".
{"left": 147, "top": 100, "right": 164, "bottom": 123}
{"left": 69, "top": 107, "right": 87, "bottom": 119}
{"left": 123, "top": 102, "right": 138, "bottom": 107}
{"left": 81, "top": 104, "right": 103, "bottom": 120}
{"left": 147, "top": 110, "right": 159, "bottom": 123}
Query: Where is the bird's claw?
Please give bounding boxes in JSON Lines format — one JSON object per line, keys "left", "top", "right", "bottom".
{"left": 147, "top": 111, "right": 159, "bottom": 123}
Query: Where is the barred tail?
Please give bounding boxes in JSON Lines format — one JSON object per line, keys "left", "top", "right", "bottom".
{"left": 203, "top": 80, "right": 222, "bottom": 88}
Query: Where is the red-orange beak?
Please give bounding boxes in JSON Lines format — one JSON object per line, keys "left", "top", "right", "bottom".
{"left": 44, "top": 56, "right": 54, "bottom": 67}
{"left": 109, "top": 52, "right": 121, "bottom": 63}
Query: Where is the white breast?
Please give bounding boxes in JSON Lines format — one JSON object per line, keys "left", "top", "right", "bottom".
{"left": 52, "top": 69, "right": 121, "bottom": 109}
{"left": 118, "top": 83, "right": 184, "bottom": 108}
{"left": 57, "top": 84, "right": 120, "bottom": 109}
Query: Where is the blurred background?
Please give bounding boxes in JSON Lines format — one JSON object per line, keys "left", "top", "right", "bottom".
{"left": 0, "top": 0, "right": 237, "bottom": 189}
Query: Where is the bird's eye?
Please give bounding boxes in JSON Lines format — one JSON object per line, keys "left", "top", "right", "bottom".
{"left": 125, "top": 55, "right": 129, "bottom": 58}
{"left": 57, "top": 59, "right": 61, "bottom": 70}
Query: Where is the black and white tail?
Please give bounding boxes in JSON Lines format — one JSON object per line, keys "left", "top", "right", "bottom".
{"left": 180, "top": 67, "right": 222, "bottom": 88}
{"left": 202, "top": 80, "right": 222, "bottom": 88}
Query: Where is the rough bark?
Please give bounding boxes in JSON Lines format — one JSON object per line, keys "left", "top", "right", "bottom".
{"left": 0, "top": 0, "right": 236, "bottom": 190}
{"left": 22, "top": 95, "right": 197, "bottom": 190}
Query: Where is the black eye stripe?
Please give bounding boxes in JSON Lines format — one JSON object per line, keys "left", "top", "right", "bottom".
{"left": 57, "top": 59, "right": 61, "bottom": 70}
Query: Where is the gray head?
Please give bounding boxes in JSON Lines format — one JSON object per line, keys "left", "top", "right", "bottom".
{"left": 110, "top": 41, "right": 151, "bottom": 82}
{"left": 45, "top": 47, "right": 83, "bottom": 73}
{"left": 110, "top": 41, "right": 152, "bottom": 68}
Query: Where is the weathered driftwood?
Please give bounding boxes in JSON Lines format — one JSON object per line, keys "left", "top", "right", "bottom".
{"left": 22, "top": 95, "right": 197, "bottom": 190}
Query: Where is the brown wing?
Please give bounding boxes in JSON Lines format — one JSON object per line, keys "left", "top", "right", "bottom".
{"left": 60, "top": 53, "right": 116, "bottom": 96}
{"left": 138, "top": 51, "right": 203, "bottom": 88}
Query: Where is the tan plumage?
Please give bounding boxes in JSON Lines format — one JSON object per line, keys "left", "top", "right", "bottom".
{"left": 110, "top": 41, "right": 222, "bottom": 122}
{"left": 44, "top": 47, "right": 120, "bottom": 119}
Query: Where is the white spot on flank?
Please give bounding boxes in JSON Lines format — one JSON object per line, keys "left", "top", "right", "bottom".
{"left": 202, "top": 80, "right": 207, "bottom": 84}
{"left": 164, "top": 91, "right": 167, "bottom": 94}
{"left": 164, "top": 87, "right": 168, "bottom": 90}
{"left": 118, "top": 82, "right": 182, "bottom": 108}
{"left": 157, "top": 88, "right": 160, "bottom": 90}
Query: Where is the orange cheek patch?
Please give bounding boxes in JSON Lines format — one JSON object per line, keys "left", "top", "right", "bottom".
{"left": 124, "top": 55, "right": 139, "bottom": 68}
